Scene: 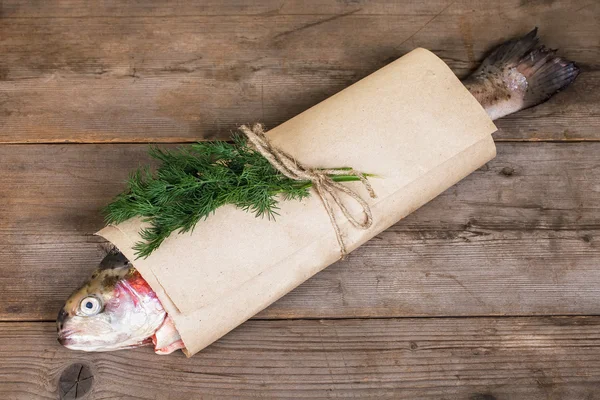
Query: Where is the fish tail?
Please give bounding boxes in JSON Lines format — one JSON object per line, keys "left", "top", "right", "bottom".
{"left": 518, "top": 45, "right": 580, "bottom": 109}
{"left": 464, "top": 28, "right": 580, "bottom": 120}
{"left": 485, "top": 27, "right": 579, "bottom": 109}
{"left": 480, "top": 27, "right": 540, "bottom": 68}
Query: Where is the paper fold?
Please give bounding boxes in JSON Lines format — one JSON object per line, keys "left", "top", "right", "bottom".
{"left": 98, "top": 48, "right": 497, "bottom": 356}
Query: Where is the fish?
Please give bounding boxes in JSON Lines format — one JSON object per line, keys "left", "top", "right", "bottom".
{"left": 462, "top": 28, "right": 579, "bottom": 120}
{"left": 57, "top": 250, "right": 185, "bottom": 354}
{"left": 57, "top": 28, "right": 579, "bottom": 354}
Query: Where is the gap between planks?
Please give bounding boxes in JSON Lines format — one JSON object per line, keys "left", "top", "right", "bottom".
{"left": 5, "top": 314, "right": 600, "bottom": 325}
{"left": 1, "top": 138, "right": 600, "bottom": 144}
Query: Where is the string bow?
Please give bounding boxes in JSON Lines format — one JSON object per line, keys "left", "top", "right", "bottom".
{"left": 239, "top": 123, "right": 376, "bottom": 259}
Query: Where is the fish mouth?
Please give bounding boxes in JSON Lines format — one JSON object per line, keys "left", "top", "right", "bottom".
{"left": 56, "top": 333, "right": 100, "bottom": 351}
{"left": 57, "top": 336, "right": 70, "bottom": 346}
{"left": 57, "top": 329, "right": 154, "bottom": 352}
{"left": 57, "top": 329, "right": 77, "bottom": 347}
{"left": 58, "top": 338, "right": 100, "bottom": 351}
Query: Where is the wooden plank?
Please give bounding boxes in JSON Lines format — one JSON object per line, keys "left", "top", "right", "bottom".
{"left": 2, "top": 317, "right": 600, "bottom": 398}
{"left": 1, "top": 142, "right": 599, "bottom": 321}
{"left": 0, "top": 1, "right": 598, "bottom": 143}
{"left": 0, "top": 0, "right": 452, "bottom": 17}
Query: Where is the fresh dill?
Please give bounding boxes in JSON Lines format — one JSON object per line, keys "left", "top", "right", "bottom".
{"left": 104, "top": 135, "right": 367, "bottom": 258}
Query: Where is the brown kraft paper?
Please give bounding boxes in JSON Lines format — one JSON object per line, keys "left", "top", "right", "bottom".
{"left": 98, "top": 48, "right": 498, "bottom": 356}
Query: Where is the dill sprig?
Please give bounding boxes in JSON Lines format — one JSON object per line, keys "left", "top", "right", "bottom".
{"left": 104, "top": 135, "right": 368, "bottom": 258}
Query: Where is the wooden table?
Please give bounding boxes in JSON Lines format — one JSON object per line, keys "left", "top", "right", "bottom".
{"left": 1, "top": 1, "right": 599, "bottom": 398}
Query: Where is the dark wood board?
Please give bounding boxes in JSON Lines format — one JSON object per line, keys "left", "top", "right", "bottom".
{"left": 1, "top": 142, "right": 598, "bottom": 321}
{"left": 2, "top": 317, "right": 600, "bottom": 399}
{"left": 0, "top": 0, "right": 598, "bottom": 143}
{"left": 2, "top": 1, "right": 599, "bottom": 397}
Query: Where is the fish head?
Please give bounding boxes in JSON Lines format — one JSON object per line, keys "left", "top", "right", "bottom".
{"left": 57, "top": 252, "right": 166, "bottom": 352}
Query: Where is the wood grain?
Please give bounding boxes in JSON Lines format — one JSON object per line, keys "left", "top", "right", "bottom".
{"left": 0, "top": 0, "right": 456, "bottom": 16}
{"left": 2, "top": 317, "right": 600, "bottom": 399}
{"left": 0, "top": 0, "right": 598, "bottom": 143}
{"left": 2, "top": 1, "right": 599, "bottom": 397}
{"left": 2, "top": 142, "right": 598, "bottom": 321}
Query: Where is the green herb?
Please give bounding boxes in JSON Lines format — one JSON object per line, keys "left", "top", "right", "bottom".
{"left": 104, "top": 136, "right": 368, "bottom": 258}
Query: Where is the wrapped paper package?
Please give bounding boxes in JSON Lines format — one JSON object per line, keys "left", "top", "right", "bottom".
{"left": 98, "top": 48, "right": 497, "bottom": 356}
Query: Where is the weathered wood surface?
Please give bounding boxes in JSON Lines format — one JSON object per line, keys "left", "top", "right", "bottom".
{"left": 2, "top": 142, "right": 598, "bottom": 321}
{"left": 2, "top": 317, "right": 600, "bottom": 399}
{"left": 0, "top": 0, "right": 598, "bottom": 143}
{"left": 1, "top": 1, "right": 599, "bottom": 397}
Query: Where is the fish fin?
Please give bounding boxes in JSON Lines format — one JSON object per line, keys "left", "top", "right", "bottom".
{"left": 482, "top": 28, "right": 579, "bottom": 108}
{"left": 152, "top": 314, "right": 183, "bottom": 354}
{"left": 154, "top": 339, "right": 186, "bottom": 355}
{"left": 517, "top": 48, "right": 580, "bottom": 109}
{"left": 99, "top": 250, "right": 130, "bottom": 270}
{"left": 479, "top": 27, "right": 540, "bottom": 68}
{"left": 98, "top": 241, "right": 119, "bottom": 257}
{"left": 464, "top": 28, "right": 580, "bottom": 119}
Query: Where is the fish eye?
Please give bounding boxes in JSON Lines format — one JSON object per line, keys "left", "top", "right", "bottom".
{"left": 79, "top": 296, "right": 102, "bottom": 316}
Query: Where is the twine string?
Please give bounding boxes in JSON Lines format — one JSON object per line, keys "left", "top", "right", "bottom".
{"left": 238, "top": 123, "right": 376, "bottom": 259}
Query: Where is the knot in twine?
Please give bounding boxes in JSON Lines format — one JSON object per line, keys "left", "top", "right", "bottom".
{"left": 239, "top": 123, "right": 377, "bottom": 260}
